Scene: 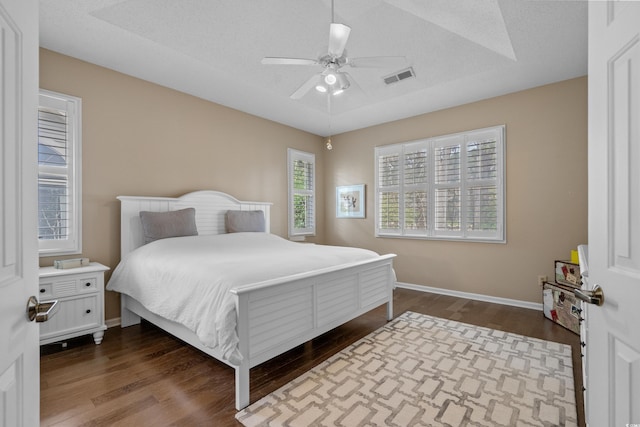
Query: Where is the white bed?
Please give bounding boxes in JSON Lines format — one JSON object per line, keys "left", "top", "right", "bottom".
{"left": 111, "top": 190, "right": 396, "bottom": 410}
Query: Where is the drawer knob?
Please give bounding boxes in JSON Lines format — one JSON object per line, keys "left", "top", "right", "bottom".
{"left": 85, "top": 282, "right": 91, "bottom": 287}
{"left": 85, "top": 309, "right": 91, "bottom": 314}
{"left": 40, "top": 288, "right": 45, "bottom": 293}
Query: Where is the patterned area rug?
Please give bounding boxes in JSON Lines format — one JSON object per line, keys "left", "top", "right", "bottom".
{"left": 236, "top": 311, "right": 577, "bottom": 427}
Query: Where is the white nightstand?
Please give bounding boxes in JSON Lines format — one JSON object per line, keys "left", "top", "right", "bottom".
{"left": 38, "top": 262, "right": 110, "bottom": 345}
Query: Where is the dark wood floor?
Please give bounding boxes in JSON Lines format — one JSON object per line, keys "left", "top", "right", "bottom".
{"left": 40, "top": 288, "right": 585, "bottom": 426}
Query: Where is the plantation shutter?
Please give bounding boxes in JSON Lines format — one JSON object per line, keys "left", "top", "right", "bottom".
{"left": 403, "top": 141, "right": 429, "bottom": 235}
{"left": 288, "top": 148, "right": 315, "bottom": 237}
{"left": 433, "top": 137, "right": 462, "bottom": 237}
{"left": 38, "top": 89, "right": 82, "bottom": 255}
{"left": 375, "top": 145, "right": 401, "bottom": 235}
{"left": 464, "top": 129, "right": 502, "bottom": 239}
{"left": 38, "top": 108, "right": 70, "bottom": 240}
{"left": 374, "top": 126, "right": 504, "bottom": 242}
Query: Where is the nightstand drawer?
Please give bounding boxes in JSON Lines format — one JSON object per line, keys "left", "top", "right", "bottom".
{"left": 77, "top": 277, "right": 97, "bottom": 293}
{"left": 39, "top": 280, "right": 77, "bottom": 298}
{"left": 40, "top": 295, "right": 100, "bottom": 339}
{"left": 39, "top": 283, "right": 53, "bottom": 298}
{"left": 40, "top": 276, "right": 99, "bottom": 298}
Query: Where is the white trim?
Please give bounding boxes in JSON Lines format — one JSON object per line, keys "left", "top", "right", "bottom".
{"left": 396, "top": 281, "right": 543, "bottom": 311}
{"left": 105, "top": 317, "right": 121, "bottom": 329}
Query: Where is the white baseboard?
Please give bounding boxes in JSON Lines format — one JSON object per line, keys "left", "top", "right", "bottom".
{"left": 104, "top": 285, "right": 541, "bottom": 329}
{"left": 396, "top": 282, "right": 543, "bottom": 311}
{"left": 106, "top": 317, "right": 121, "bottom": 328}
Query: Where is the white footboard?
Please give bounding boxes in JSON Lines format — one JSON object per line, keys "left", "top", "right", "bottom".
{"left": 120, "top": 254, "right": 395, "bottom": 410}
{"left": 231, "top": 254, "right": 396, "bottom": 409}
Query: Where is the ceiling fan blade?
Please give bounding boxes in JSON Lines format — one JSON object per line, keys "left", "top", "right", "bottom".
{"left": 261, "top": 57, "right": 318, "bottom": 66}
{"left": 290, "top": 74, "right": 321, "bottom": 100}
{"left": 328, "top": 23, "right": 351, "bottom": 58}
{"left": 347, "top": 56, "right": 407, "bottom": 68}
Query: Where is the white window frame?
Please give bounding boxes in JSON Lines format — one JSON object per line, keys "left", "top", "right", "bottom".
{"left": 375, "top": 125, "right": 505, "bottom": 243}
{"left": 287, "top": 148, "right": 316, "bottom": 238}
{"left": 38, "top": 89, "right": 82, "bottom": 256}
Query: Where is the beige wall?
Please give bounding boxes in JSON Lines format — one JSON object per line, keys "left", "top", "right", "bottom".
{"left": 323, "top": 77, "right": 588, "bottom": 304}
{"left": 40, "top": 47, "right": 587, "bottom": 320}
{"left": 39, "top": 49, "right": 326, "bottom": 320}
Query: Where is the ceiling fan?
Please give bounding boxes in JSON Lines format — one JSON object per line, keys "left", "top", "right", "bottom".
{"left": 261, "top": 4, "right": 406, "bottom": 100}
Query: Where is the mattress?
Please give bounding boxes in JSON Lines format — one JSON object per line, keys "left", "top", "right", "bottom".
{"left": 106, "top": 232, "right": 381, "bottom": 363}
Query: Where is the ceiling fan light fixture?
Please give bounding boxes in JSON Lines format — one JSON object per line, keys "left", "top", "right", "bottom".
{"left": 336, "top": 73, "right": 349, "bottom": 89}
{"left": 324, "top": 73, "right": 337, "bottom": 85}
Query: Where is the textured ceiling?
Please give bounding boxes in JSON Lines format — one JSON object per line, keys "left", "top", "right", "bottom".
{"left": 39, "top": 0, "right": 587, "bottom": 136}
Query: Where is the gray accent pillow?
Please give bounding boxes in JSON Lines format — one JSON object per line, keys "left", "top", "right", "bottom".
{"left": 225, "top": 210, "right": 265, "bottom": 233}
{"left": 139, "top": 208, "right": 198, "bottom": 244}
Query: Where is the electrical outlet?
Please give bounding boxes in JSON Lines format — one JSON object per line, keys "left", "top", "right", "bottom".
{"left": 538, "top": 275, "right": 548, "bottom": 286}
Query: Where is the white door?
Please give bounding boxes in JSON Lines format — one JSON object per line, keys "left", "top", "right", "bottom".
{"left": 0, "top": 0, "right": 40, "bottom": 426}
{"left": 586, "top": 1, "right": 640, "bottom": 426}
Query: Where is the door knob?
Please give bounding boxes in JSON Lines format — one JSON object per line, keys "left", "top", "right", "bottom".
{"left": 574, "top": 285, "right": 605, "bottom": 306}
{"left": 26, "top": 296, "right": 59, "bottom": 322}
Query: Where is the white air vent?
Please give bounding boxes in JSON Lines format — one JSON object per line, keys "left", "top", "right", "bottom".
{"left": 383, "top": 67, "right": 415, "bottom": 85}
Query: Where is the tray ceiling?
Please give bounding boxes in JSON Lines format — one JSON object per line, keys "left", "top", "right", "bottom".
{"left": 40, "top": 0, "right": 587, "bottom": 136}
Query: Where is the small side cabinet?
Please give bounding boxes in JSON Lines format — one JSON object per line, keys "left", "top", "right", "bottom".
{"left": 38, "top": 262, "right": 110, "bottom": 345}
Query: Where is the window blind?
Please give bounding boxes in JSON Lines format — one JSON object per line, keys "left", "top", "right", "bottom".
{"left": 403, "top": 146, "right": 428, "bottom": 233}
{"left": 38, "top": 108, "right": 70, "bottom": 240}
{"left": 434, "top": 142, "right": 461, "bottom": 232}
{"left": 466, "top": 139, "right": 498, "bottom": 233}
{"left": 38, "top": 90, "right": 82, "bottom": 255}
{"left": 293, "top": 158, "right": 314, "bottom": 230}
{"left": 377, "top": 152, "right": 400, "bottom": 232}
{"left": 38, "top": 109, "right": 68, "bottom": 166}
{"left": 375, "top": 126, "right": 505, "bottom": 242}
{"left": 288, "top": 148, "right": 316, "bottom": 237}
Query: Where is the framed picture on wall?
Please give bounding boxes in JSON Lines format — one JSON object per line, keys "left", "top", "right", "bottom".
{"left": 336, "top": 184, "right": 365, "bottom": 218}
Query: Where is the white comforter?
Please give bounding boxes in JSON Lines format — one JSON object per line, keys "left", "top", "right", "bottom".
{"left": 106, "top": 232, "right": 380, "bottom": 363}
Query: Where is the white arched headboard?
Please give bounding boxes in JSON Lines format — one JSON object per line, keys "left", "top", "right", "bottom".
{"left": 118, "top": 191, "right": 272, "bottom": 258}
